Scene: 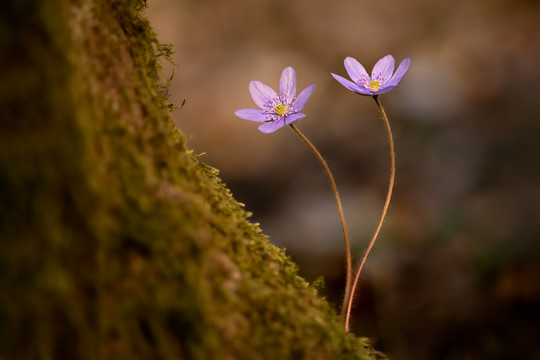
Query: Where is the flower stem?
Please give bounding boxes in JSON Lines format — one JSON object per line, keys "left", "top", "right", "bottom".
{"left": 289, "top": 124, "right": 353, "bottom": 320}
{"left": 344, "top": 96, "right": 396, "bottom": 333}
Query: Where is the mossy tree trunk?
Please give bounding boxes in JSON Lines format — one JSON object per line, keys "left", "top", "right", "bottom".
{"left": 0, "top": 1, "right": 385, "bottom": 359}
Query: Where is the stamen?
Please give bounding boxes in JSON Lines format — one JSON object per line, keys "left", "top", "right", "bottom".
{"left": 275, "top": 104, "right": 287, "bottom": 116}
{"left": 359, "top": 72, "right": 388, "bottom": 92}
{"left": 369, "top": 80, "right": 380, "bottom": 91}
{"left": 263, "top": 94, "right": 295, "bottom": 121}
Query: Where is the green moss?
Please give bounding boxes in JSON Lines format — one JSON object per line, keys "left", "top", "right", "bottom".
{"left": 0, "top": 0, "right": 386, "bottom": 359}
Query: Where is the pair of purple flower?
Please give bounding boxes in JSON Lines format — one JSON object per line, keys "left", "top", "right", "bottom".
{"left": 235, "top": 55, "right": 411, "bottom": 133}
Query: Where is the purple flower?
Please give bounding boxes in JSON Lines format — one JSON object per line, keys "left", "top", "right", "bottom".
{"left": 235, "top": 67, "right": 316, "bottom": 133}
{"left": 331, "top": 55, "right": 410, "bottom": 96}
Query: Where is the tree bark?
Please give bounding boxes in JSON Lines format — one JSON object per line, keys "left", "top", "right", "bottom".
{"left": 0, "top": 1, "right": 386, "bottom": 359}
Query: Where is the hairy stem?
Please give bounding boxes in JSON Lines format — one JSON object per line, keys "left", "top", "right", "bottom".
{"left": 289, "top": 124, "right": 353, "bottom": 321}
{"left": 344, "top": 96, "right": 396, "bottom": 332}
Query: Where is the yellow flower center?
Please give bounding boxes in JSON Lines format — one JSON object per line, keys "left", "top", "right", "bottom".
{"left": 275, "top": 104, "right": 287, "bottom": 116}
{"left": 369, "top": 79, "right": 380, "bottom": 92}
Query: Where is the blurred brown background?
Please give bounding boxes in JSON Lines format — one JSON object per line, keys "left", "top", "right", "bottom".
{"left": 148, "top": 0, "right": 540, "bottom": 359}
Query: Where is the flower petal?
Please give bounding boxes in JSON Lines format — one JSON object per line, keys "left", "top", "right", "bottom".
{"left": 279, "top": 66, "right": 296, "bottom": 102}
{"left": 284, "top": 112, "right": 306, "bottom": 126}
{"left": 331, "top": 73, "right": 372, "bottom": 95}
{"left": 258, "top": 120, "right": 286, "bottom": 133}
{"left": 234, "top": 108, "right": 267, "bottom": 122}
{"left": 372, "top": 55, "right": 395, "bottom": 84}
{"left": 371, "top": 85, "right": 397, "bottom": 95}
{"left": 385, "top": 58, "right": 411, "bottom": 88}
{"left": 249, "top": 81, "right": 277, "bottom": 109}
{"left": 344, "top": 57, "right": 369, "bottom": 84}
{"left": 293, "top": 84, "right": 316, "bottom": 111}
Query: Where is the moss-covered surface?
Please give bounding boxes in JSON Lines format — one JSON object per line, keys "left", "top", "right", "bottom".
{"left": 0, "top": 1, "right": 386, "bottom": 359}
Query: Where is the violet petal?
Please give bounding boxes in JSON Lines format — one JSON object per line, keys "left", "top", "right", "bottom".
{"left": 294, "top": 84, "right": 316, "bottom": 111}
{"left": 258, "top": 120, "right": 286, "bottom": 133}
{"left": 372, "top": 55, "right": 395, "bottom": 84}
{"left": 371, "top": 85, "right": 397, "bottom": 95}
{"left": 234, "top": 108, "right": 268, "bottom": 122}
{"left": 344, "top": 57, "right": 369, "bottom": 85}
{"left": 279, "top": 66, "right": 296, "bottom": 102}
{"left": 331, "top": 73, "right": 372, "bottom": 95}
{"left": 285, "top": 112, "right": 306, "bottom": 126}
{"left": 249, "top": 80, "right": 277, "bottom": 109}
{"left": 385, "top": 58, "right": 411, "bottom": 88}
